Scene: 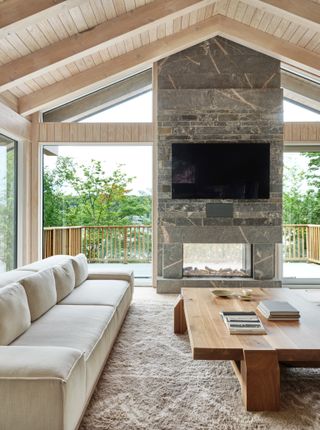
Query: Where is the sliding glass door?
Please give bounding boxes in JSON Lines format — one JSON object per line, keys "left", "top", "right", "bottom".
{"left": 283, "top": 148, "right": 320, "bottom": 284}
{"left": 0, "top": 134, "right": 17, "bottom": 272}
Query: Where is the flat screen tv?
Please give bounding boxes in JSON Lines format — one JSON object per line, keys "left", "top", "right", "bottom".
{"left": 172, "top": 143, "right": 270, "bottom": 199}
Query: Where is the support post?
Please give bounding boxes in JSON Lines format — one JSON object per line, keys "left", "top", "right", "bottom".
{"left": 174, "top": 295, "right": 187, "bottom": 334}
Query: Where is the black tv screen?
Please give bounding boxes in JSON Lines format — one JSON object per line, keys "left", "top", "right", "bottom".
{"left": 172, "top": 143, "right": 270, "bottom": 199}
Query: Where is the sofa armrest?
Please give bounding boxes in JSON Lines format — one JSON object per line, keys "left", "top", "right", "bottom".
{"left": 87, "top": 269, "right": 134, "bottom": 287}
{"left": 0, "top": 346, "right": 86, "bottom": 430}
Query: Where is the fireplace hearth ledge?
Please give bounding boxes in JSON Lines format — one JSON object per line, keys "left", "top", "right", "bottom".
{"left": 157, "top": 277, "right": 282, "bottom": 294}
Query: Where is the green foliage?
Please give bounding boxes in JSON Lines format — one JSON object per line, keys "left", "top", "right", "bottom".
{"left": 0, "top": 147, "right": 16, "bottom": 270}
{"left": 43, "top": 156, "right": 151, "bottom": 227}
{"left": 283, "top": 152, "right": 320, "bottom": 225}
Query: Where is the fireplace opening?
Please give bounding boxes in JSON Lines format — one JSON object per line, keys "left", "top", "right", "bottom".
{"left": 183, "top": 243, "right": 252, "bottom": 277}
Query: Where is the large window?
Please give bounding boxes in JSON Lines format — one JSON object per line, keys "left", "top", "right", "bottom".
{"left": 283, "top": 149, "right": 320, "bottom": 283}
{"left": 80, "top": 91, "right": 152, "bottom": 123}
{"left": 0, "top": 134, "right": 17, "bottom": 272}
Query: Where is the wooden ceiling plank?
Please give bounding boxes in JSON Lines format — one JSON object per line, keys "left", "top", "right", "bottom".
{"left": 243, "top": 0, "right": 320, "bottom": 32}
{"left": 19, "top": 14, "right": 320, "bottom": 115}
{"left": 0, "top": 0, "right": 88, "bottom": 39}
{"left": 273, "top": 18, "right": 291, "bottom": 39}
{"left": 215, "top": 0, "right": 230, "bottom": 16}
{"left": 47, "top": 15, "right": 70, "bottom": 39}
{"left": 89, "top": 0, "right": 107, "bottom": 24}
{"left": 101, "top": 0, "right": 117, "bottom": 20}
{"left": 79, "top": 2, "right": 98, "bottom": 28}
{"left": 69, "top": 5, "right": 89, "bottom": 32}
{"left": 241, "top": 5, "right": 255, "bottom": 25}
{"left": 0, "top": 0, "right": 216, "bottom": 92}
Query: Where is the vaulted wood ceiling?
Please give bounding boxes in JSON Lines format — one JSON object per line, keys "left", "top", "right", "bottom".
{"left": 0, "top": 0, "right": 319, "bottom": 117}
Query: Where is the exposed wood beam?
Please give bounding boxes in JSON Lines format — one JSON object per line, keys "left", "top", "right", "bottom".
{"left": 244, "top": 0, "right": 320, "bottom": 31}
{"left": 216, "top": 15, "right": 320, "bottom": 77}
{"left": 43, "top": 69, "right": 152, "bottom": 122}
{"left": 19, "top": 14, "right": 222, "bottom": 115}
{"left": 19, "top": 14, "right": 320, "bottom": 115}
{"left": 0, "top": 101, "right": 31, "bottom": 140}
{"left": 282, "top": 71, "right": 320, "bottom": 113}
{"left": 0, "top": 0, "right": 216, "bottom": 92}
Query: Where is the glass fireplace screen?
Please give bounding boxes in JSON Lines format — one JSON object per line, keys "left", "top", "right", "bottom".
{"left": 183, "top": 243, "right": 252, "bottom": 277}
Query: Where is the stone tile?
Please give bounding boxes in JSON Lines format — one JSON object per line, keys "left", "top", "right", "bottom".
{"left": 253, "top": 244, "right": 275, "bottom": 280}
{"left": 162, "top": 244, "right": 183, "bottom": 279}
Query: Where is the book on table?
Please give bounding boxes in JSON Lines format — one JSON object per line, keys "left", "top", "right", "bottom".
{"left": 220, "top": 311, "right": 266, "bottom": 335}
{"left": 257, "top": 300, "right": 300, "bottom": 320}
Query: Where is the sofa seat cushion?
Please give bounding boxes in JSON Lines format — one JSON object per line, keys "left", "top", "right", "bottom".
{"left": 18, "top": 255, "right": 72, "bottom": 272}
{"left": 0, "top": 346, "right": 86, "bottom": 430}
{"left": 12, "top": 304, "right": 115, "bottom": 360}
{"left": 0, "top": 270, "right": 34, "bottom": 288}
{"left": 59, "top": 280, "right": 129, "bottom": 307}
{"left": 0, "top": 283, "right": 31, "bottom": 345}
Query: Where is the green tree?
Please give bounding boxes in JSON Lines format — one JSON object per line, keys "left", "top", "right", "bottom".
{"left": 43, "top": 156, "right": 151, "bottom": 227}
{"left": 283, "top": 153, "right": 320, "bottom": 225}
{"left": 0, "top": 147, "right": 16, "bottom": 270}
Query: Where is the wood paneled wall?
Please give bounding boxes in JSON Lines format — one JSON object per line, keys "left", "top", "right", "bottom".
{"left": 38, "top": 122, "right": 320, "bottom": 144}
{"left": 284, "top": 122, "right": 320, "bottom": 143}
{"left": 38, "top": 122, "right": 153, "bottom": 143}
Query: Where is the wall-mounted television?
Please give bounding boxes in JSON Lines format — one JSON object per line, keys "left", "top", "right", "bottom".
{"left": 172, "top": 143, "right": 270, "bottom": 199}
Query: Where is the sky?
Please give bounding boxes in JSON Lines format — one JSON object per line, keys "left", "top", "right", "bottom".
{"left": 44, "top": 94, "right": 319, "bottom": 195}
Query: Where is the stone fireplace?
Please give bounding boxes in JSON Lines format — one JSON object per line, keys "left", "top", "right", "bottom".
{"left": 156, "top": 37, "right": 283, "bottom": 293}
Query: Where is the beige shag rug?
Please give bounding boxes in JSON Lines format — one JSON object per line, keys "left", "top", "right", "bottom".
{"left": 80, "top": 290, "right": 320, "bottom": 430}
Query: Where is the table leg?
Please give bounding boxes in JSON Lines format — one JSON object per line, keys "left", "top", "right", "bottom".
{"left": 233, "top": 350, "right": 280, "bottom": 411}
{"left": 174, "top": 295, "right": 187, "bottom": 334}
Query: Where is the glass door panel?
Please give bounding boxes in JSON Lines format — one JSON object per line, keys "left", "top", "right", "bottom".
{"left": 283, "top": 150, "right": 320, "bottom": 283}
{"left": 0, "top": 134, "right": 17, "bottom": 272}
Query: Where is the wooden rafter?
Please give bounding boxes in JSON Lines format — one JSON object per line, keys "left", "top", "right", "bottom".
{"left": 217, "top": 15, "right": 320, "bottom": 76}
{"left": 0, "top": 0, "right": 216, "bottom": 92}
{"left": 19, "top": 14, "right": 320, "bottom": 115}
{"left": 282, "top": 71, "right": 320, "bottom": 113}
{"left": 0, "top": 101, "right": 31, "bottom": 140}
{"left": 244, "top": 0, "right": 320, "bottom": 31}
{"left": 0, "top": 0, "right": 86, "bottom": 39}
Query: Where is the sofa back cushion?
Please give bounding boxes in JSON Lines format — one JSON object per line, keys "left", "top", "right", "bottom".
{"left": 18, "top": 255, "right": 72, "bottom": 272}
{"left": 72, "top": 254, "right": 88, "bottom": 287}
{"left": 19, "top": 268, "right": 57, "bottom": 321}
{"left": 0, "top": 283, "right": 31, "bottom": 345}
{"left": 53, "top": 260, "right": 75, "bottom": 302}
{"left": 0, "top": 270, "right": 34, "bottom": 288}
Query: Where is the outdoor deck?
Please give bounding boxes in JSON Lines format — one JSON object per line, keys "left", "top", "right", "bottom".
{"left": 44, "top": 224, "right": 320, "bottom": 283}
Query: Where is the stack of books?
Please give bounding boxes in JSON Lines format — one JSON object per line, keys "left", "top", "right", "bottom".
{"left": 257, "top": 300, "right": 300, "bottom": 320}
{"left": 220, "top": 311, "right": 266, "bottom": 334}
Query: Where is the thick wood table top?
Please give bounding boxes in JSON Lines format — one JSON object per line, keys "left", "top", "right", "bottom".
{"left": 182, "top": 288, "right": 320, "bottom": 362}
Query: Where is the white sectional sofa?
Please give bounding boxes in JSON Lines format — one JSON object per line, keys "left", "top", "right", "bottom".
{"left": 0, "top": 254, "right": 133, "bottom": 430}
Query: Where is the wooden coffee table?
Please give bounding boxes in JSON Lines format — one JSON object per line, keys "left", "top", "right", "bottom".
{"left": 174, "top": 287, "right": 320, "bottom": 411}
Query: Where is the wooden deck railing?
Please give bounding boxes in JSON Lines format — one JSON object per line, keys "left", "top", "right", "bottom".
{"left": 44, "top": 224, "right": 320, "bottom": 265}
{"left": 283, "top": 224, "right": 320, "bottom": 264}
{"left": 44, "top": 225, "right": 152, "bottom": 263}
